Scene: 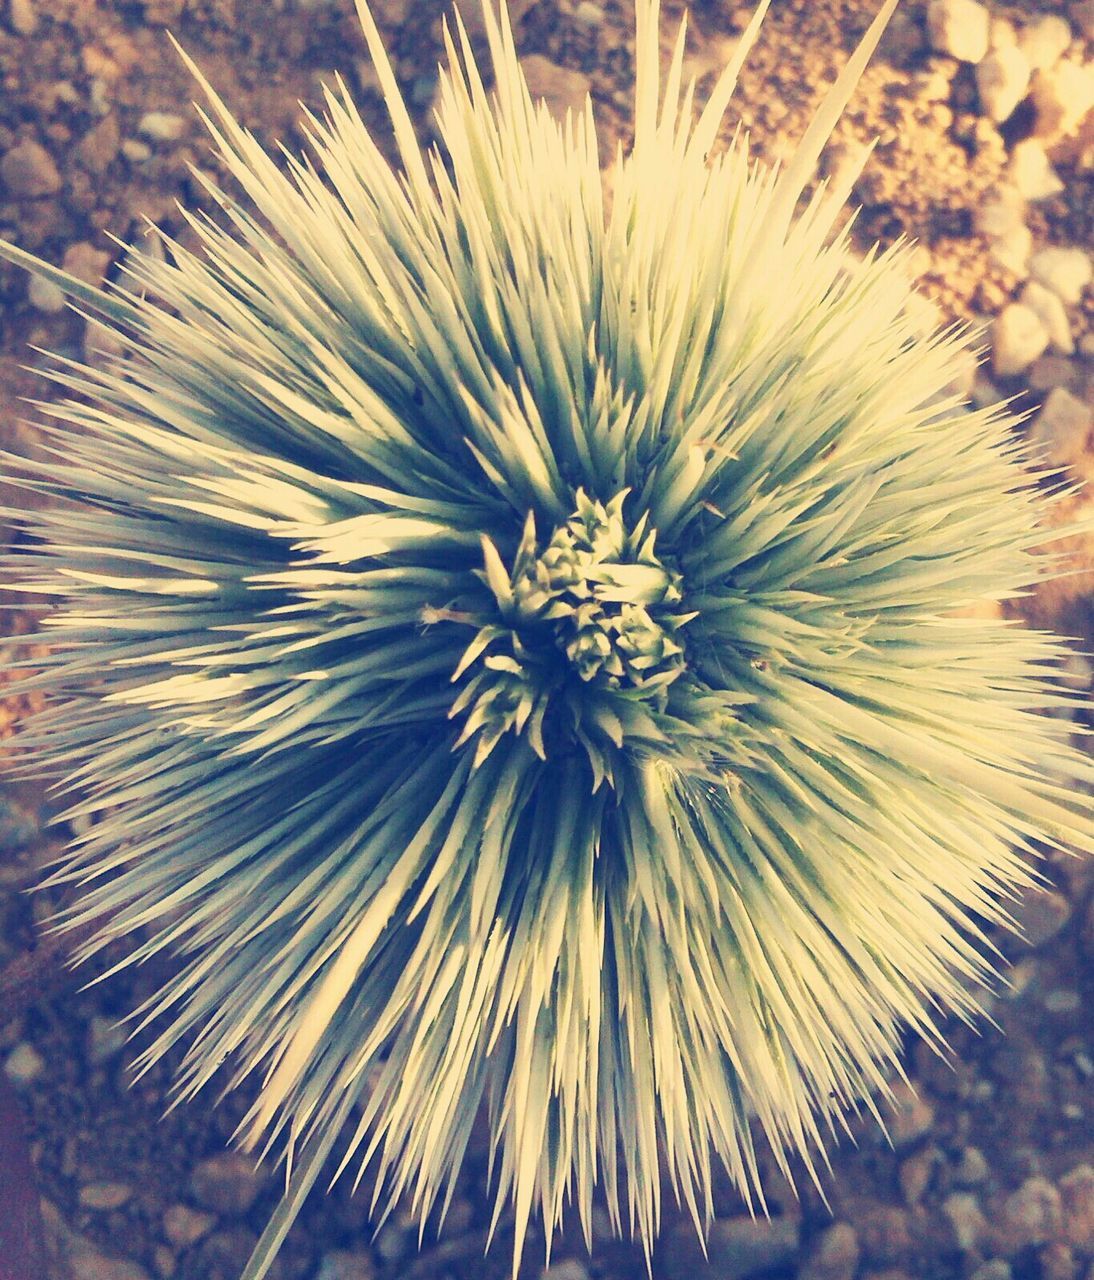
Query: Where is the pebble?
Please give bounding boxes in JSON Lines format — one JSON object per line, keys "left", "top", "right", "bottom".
{"left": 998, "top": 1176, "right": 1063, "bottom": 1251}
{"left": 28, "top": 274, "right": 65, "bottom": 313}
{"left": 189, "top": 1152, "right": 265, "bottom": 1215}
{"left": 853, "top": 1203, "right": 913, "bottom": 1266}
{"left": 162, "top": 1204, "right": 215, "bottom": 1248}
{"left": 137, "top": 112, "right": 187, "bottom": 143}
{"left": 884, "top": 1081, "right": 934, "bottom": 1148}
{"left": 1018, "top": 15, "right": 1072, "bottom": 71}
{"left": 1043, "top": 988, "right": 1081, "bottom": 1013}
{"left": 975, "top": 46, "right": 1030, "bottom": 122}
{"left": 988, "top": 224, "right": 1032, "bottom": 277}
{"left": 798, "top": 1223, "right": 859, "bottom": 1280}
{"left": 1018, "top": 887, "right": 1074, "bottom": 946}
{"left": 1030, "top": 246, "right": 1092, "bottom": 306}
{"left": 68, "top": 1250, "right": 151, "bottom": 1280}
{"left": 315, "top": 1252, "right": 376, "bottom": 1280}
{"left": 539, "top": 1263, "right": 591, "bottom": 1280}
{"left": 952, "top": 1146, "right": 991, "bottom": 1187}
{"left": 62, "top": 240, "right": 111, "bottom": 286}
{"left": 7, "top": 0, "right": 35, "bottom": 35}
{"left": 975, "top": 184, "right": 1027, "bottom": 238}
{"left": 992, "top": 302, "right": 1050, "bottom": 377}
{"left": 86, "top": 1015, "right": 127, "bottom": 1066}
{"left": 899, "top": 1146, "right": 939, "bottom": 1205}
{"left": 77, "top": 115, "right": 121, "bottom": 174}
{"left": 663, "top": 1216, "right": 800, "bottom": 1280}
{"left": 1009, "top": 139, "right": 1064, "bottom": 202}
{"left": 1074, "top": 0, "right": 1094, "bottom": 41}
{"left": 1058, "top": 1166, "right": 1094, "bottom": 1252}
{"left": 4, "top": 1040, "right": 45, "bottom": 1085}
{"left": 518, "top": 55, "right": 592, "bottom": 123}
{"left": 1031, "top": 61, "right": 1094, "bottom": 139}
{"left": 943, "top": 1192, "right": 986, "bottom": 1250}
{"left": 120, "top": 139, "right": 152, "bottom": 164}
{"left": 1020, "top": 282, "right": 1074, "bottom": 356}
{"left": 971, "top": 1263, "right": 1013, "bottom": 1280}
{"left": 0, "top": 139, "right": 62, "bottom": 197}
{"left": 79, "top": 1182, "right": 133, "bottom": 1210}
{"left": 1029, "top": 355, "right": 1079, "bottom": 393}
{"left": 927, "top": 0, "right": 990, "bottom": 62}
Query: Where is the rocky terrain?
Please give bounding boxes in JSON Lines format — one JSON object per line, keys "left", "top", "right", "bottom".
{"left": 0, "top": 1, "right": 1091, "bottom": 1279}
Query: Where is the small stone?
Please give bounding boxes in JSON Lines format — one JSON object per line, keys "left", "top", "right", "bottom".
{"left": 975, "top": 184, "right": 1027, "bottom": 238}
{"left": 137, "top": 112, "right": 187, "bottom": 143}
{"left": 1058, "top": 1166, "right": 1094, "bottom": 1251}
{"left": 663, "top": 1216, "right": 800, "bottom": 1280}
{"left": 943, "top": 1192, "right": 986, "bottom": 1250}
{"left": 4, "top": 1041, "right": 44, "bottom": 1085}
{"left": 190, "top": 1152, "right": 265, "bottom": 1215}
{"left": 988, "top": 224, "right": 1032, "bottom": 277}
{"left": 1030, "top": 247, "right": 1092, "bottom": 306}
{"left": 68, "top": 1250, "right": 151, "bottom": 1280}
{"left": 518, "top": 55, "right": 591, "bottom": 124}
{"left": 1030, "top": 61, "right": 1094, "bottom": 139}
{"left": 886, "top": 1080, "right": 935, "bottom": 1147}
{"left": 971, "top": 1264, "right": 1013, "bottom": 1280}
{"left": 1009, "top": 139, "right": 1064, "bottom": 201}
{"left": 79, "top": 1182, "right": 133, "bottom": 1210}
{"left": 899, "top": 1146, "right": 939, "bottom": 1205}
{"left": 7, "top": 0, "right": 36, "bottom": 35}
{"left": 373, "top": 1221, "right": 410, "bottom": 1264}
{"left": 77, "top": 115, "right": 121, "bottom": 174}
{"left": 315, "top": 1252, "right": 376, "bottom": 1280}
{"left": 1017, "top": 887, "right": 1074, "bottom": 945}
{"left": 999, "top": 1176, "right": 1063, "bottom": 1250}
{"left": 1031, "top": 387, "right": 1094, "bottom": 471}
{"left": 989, "top": 15, "right": 1017, "bottom": 49}
{"left": 163, "top": 1204, "right": 215, "bottom": 1248}
{"left": 799, "top": 1223, "right": 859, "bottom": 1280}
{"left": 926, "top": 0, "right": 990, "bottom": 63}
{"left": 140, "top": 0, "right": 186, "bottom": 22}
{"left": 62, "top": 241, "right": 111, "bottom": 287}
{"left": 992, "top": 303, "right": 1050, "bottom": 377}
{"left": 1038, "top": 1243, "right": 1077, "bottom": 1280}
{"left": 153, "top": 1248, "right": 175, "bottom": 1280}
{"left": 86, "top": 1016, "right": 127, "bottom": 1065}
{"left": 953, "top": 1147, "right": 991, "bottom": 1187}
{"left": 1028, "top": 355, "right": 1078, "bottom": 393}
{"left": 1019, "top": 15, "right": 1072, "bottom": 71}
{"left": 539, "top": 1263, "right": 591, "bottom": 1280}
{"left": 854, "top": 1203, "right": 913, "bottom": 1266}
{"left": 1, "top": 139, "right": 62, "bottom": 197}
{"left": 28, "top": 274, "right": 65, "bottom": 313}
{"left": 1020, "top": 282, "right": 1074, "bottom": 356}
{"left": 976, "top": 46, "right": 1030, "bottom": 122}
{"left": 1043, "top": 988, "right": 1081, "bottom": 1013}
{"left": 120, "top": 139, "right": 152, "bottom": 163}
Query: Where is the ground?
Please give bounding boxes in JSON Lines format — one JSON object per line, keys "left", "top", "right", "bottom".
{"left": 0, "top": 1, "right": 1092, "bottom": 1279}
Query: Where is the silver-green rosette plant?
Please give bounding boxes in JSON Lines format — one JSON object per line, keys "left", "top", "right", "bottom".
{"left": 2, "top": 0, "right": 1093, "bottom": 1275}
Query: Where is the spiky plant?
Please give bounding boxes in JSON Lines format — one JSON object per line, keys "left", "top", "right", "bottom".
{"left": 2, "top": 0, "right": 1092, "bottom": 1275}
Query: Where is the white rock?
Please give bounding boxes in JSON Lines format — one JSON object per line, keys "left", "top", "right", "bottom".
{"left": 162, "top": 1204, "right": 215, "bottom": 1248}
{"left": 1020, "top": 280, "right": 1074, "bottom": 355}
{"left": 8, "top": 0, "right": 36, "bottom": 35}
{"left": 539, "top": 1262, "right": 592, "bottom": 1280}
{"left": 989, "top": 15, "right": 1017, "bottom": 49}
{"left": 988, "top": 224, "right": 1032, "bottom": 277}
{"left": 992, "top": 302, "right": 1050, "bottom": 377}
{"left": 1009, "top": 139, "right": 1064, "bottom": 201}
{"left": 926, "top": 0, "right": 990, "bottom": 63}
{"left": 518, "top": 55, "right": 591, "bottom": 123}
{"left": 1030, "top": 246, "right": 1092, "bottom": 305}
{"left": 944, "top": 1193, "right": 986, "bottom": 1250}
{"left": 1018, "top": 15, "right": 1072, "bottom": 71}
{"left": 976, "top": 46, "right": 1030, "bottom": 122}
{"left": 1030, "top": 387, "right": 1093, "bottom": 467}
{"left": 79, "top": 1182, "right": 133, "bottom": 1210}
{"left": 316, "top": 1251, "right": 375, "bottom": 1280}
{"left": 1031, "top": 61, "right": 1094, "bottom": 139}
{"left": 28, "top": 273, "right": 65, "bottom": 313}
{"left": 137, "top": 111, "right": 187, "bottom": 143}
{"left": 4, "top": 1041, "right": 45, "bottom": 1084}
{"left": 975, "top": 184, "right": 1027, "bottom": 238}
